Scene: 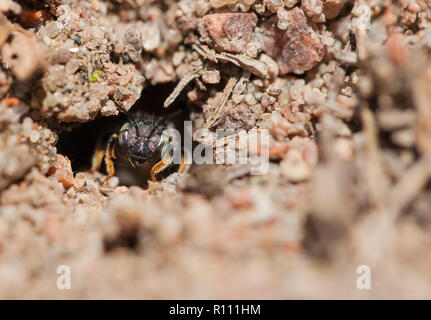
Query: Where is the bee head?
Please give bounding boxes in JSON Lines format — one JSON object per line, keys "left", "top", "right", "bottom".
{"left": 117, "top": 118, "right": 167, "bottom": 167}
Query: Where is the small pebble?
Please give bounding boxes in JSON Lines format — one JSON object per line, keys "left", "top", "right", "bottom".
{"left": 202, "top": 69, "right": 220, "bottom": 84}
{"left": 30, "top": 130, "right": 41, "bottom": 143}
{"left": 115, "top": 186, "right": 129, "bottom": 194}
{"left": 107, "top": 176, "right": 120, "bottom": 188}
{"left": 200, "top": 13, "right": 258, "bottom": 53}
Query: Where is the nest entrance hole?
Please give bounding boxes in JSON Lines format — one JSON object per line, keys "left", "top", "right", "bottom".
{"left": 56, "top": 83, "right": 189, "bottom": 185}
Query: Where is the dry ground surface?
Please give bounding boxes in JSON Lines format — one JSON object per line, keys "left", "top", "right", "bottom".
{"left": 1, "top": 0, "right": 431, "bottom": 299}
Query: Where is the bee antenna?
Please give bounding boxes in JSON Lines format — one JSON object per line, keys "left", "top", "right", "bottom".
{"left": 134, "top": 121, "right": 140, "bottom": 137}
{"left": 148, "top": 109, "right": 183, "bottom": 138}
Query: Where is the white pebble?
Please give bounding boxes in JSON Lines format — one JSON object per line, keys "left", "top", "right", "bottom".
{"left": 30, "top": 130, "right": 41, "bottom": 143}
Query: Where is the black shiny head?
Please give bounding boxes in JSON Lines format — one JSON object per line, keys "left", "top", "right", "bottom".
{"left": 117, "top": 116, "right": 167, "bottom": 167}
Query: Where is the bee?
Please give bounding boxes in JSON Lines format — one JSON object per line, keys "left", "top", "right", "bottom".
{"left": 91, "top": 112, "right": 186, "bottom": 182}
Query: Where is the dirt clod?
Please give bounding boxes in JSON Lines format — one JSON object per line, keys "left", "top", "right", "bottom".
{"left": 49, "top": 154, "right": 74, "bottom": 188}
{"left": 262, "top": 7, "right": 324, "bottom": 75}
{"left": 200, "top": 13, "right": 258, "bottom": 53}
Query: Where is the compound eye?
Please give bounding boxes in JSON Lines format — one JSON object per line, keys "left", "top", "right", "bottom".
{"left": 118, "top": 123, "right": 130, "bottom": 154}
{"left": 119, "top": 122, "right": 130, "bottom": 133}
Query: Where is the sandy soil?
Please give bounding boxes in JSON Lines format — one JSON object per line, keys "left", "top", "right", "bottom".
{"left": 1, "top": 0, "right": 431, "bottom": 299}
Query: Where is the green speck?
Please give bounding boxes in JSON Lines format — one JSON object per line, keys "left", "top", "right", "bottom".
{"left": 89, "top": 70, "right": 102, "bottom": 82}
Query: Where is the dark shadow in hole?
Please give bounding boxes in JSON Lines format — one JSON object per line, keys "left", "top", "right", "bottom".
{"left": 56, "top": 114, "right": 127, "bottom": 173}
{"left": 57, "top": 82, "right": 189, "bottom": 186}
{"left": 104, "top": 226, "right": 140, "bottom": 253}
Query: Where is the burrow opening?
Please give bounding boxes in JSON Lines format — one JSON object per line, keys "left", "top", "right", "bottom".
{"left": 57, "top": 83, "right": 190, "bottom": 186}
